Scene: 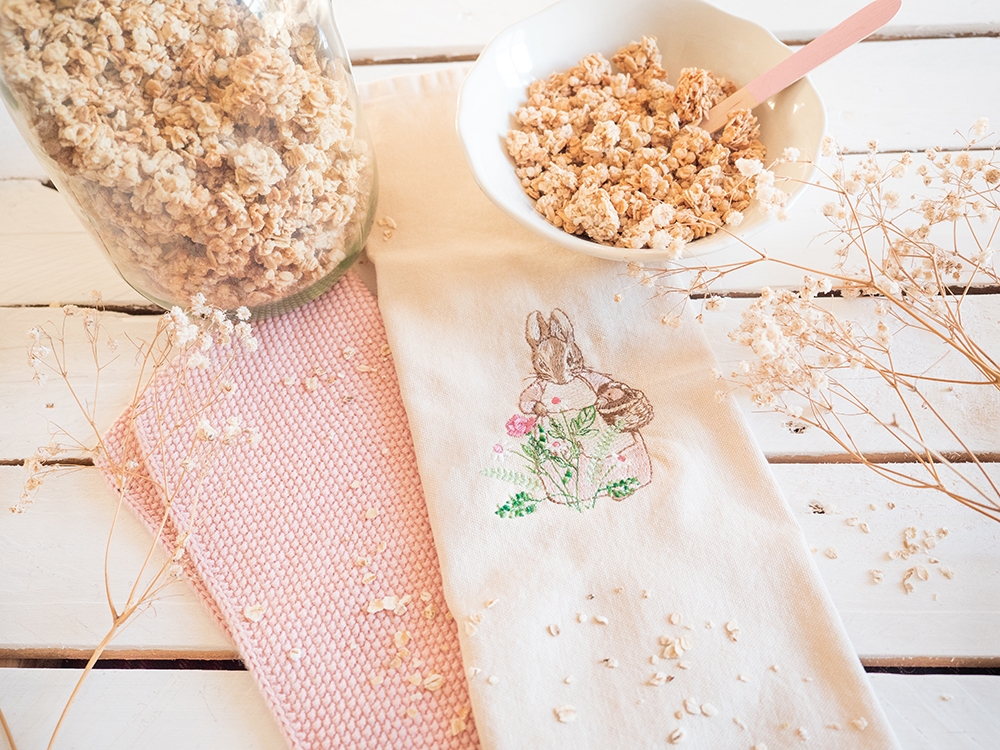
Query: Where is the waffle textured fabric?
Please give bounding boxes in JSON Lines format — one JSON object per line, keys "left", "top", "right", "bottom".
{"left": 102, "top": 271, "right": 479, "bottom": 749}
{"left": 362, "top": 69, "right": 901, "bottom": 749}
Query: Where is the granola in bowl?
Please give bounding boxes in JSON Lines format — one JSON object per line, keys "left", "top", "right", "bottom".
{"left": 0, "top": 0, "right": 375, "bottom": 313}
{"left": 506, "top": 37, "right": 776, "bottom": 257}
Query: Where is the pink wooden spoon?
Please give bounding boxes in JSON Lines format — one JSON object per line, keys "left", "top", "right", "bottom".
{"left": 700, "top": 0, "right": 902, "bottom": 133}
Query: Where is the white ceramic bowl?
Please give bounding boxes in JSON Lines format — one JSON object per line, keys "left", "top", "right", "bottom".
{"left": 457, "top": 0, "right": 826, "bottom": 262}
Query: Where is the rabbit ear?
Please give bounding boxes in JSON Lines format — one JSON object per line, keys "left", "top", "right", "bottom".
{"left": 526, "top": 311, "right": 547, "bottom": 348}
{"left": 549, "top": 309, "right": 574, "bottom": 344}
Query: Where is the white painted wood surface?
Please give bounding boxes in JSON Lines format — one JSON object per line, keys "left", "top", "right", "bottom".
{"left": 2, "top": 0, "right": 999, "bottom": 747}
{"left": 0, "top": 669, "right": 994, "bottom": 750}
{"left": 332, "top": 0, "right": 1000, "bottom": 60}
{"left": 2, "top": 464, "right": 997, "bottom": 663}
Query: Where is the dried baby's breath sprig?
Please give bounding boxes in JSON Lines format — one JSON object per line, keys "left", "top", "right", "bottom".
{"left": 662, "top": 121, "right": 1000, "bottom": 521}
{"left": 23, "top": 295, "right": 259, "bottom": 750}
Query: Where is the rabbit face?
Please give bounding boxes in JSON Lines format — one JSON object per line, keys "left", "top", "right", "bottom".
{"left": 526, "top": 309, "right": 585, "bottom": 385}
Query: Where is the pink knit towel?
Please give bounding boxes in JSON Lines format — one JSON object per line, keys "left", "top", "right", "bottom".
{"left": 102, "top": 272, "right": 479, "bottom": 749}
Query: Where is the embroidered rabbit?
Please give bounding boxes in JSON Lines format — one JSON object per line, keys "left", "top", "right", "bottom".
{"left": 517, "top": 309, "right": 653, "bottom": 505}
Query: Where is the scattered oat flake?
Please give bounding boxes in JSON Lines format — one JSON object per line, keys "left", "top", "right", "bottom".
{"left": 684, "top": 698, "right": 701, "bottom": 715}
{"left": 752, "top": 744, "right": 769, "bottom": 750}
{"left": 450, "top": 717, "right": 467, "bottom": 735}
{"left": 365, "top": 507, "right": 379, "bottom": 520}
{"left": 394, "top": 631, "right": 411, "bottom": 648}
{"left": 423, "top": 673, "right": 445, "bottom": 691}
{"left": 705, "top": 621, "right": 714, "bottom": 629}
{"left": 649, "top": 672, "right": 669, "bottom": 686}
{"left": 485, "top": 598, "right": 499, "bottom": 608}
{"left": 594, "top": 615, "right": 609, "bottom": 625}
{"left": 548, "top": 624, "right": 561, "bottom": 637}
{"left": 734, "top": 718, "right": 747, "bottom": 730}
{"left": 342, "top": 346, "right": 357, "bottom": 359}
{"left": 674, "top": 710, "right": 684, "bottom": 720}
{"left": 738, "top": 674, "right": 750, "bottom": 682}
{"left": 602, "top": 658, "right": 619, "bottom": 669}
{"left": 467, "top": 667, "right": 480, "bottom": 678}
{"left": 701, "top": 703, "right": 718, "bottom": 717}
{"left": 887, "top": 502, "right": 896, "bottom": 509}
{"left": 860, "top": 522, "right": 870, "bottom": 534}
{"left": 871, "top": 570, "right": 884, "bottom": 584}
{"left": 361, "top": 572, "right": 376, "bottom": 585}
{"left": 941, "top": 567, "right": 955, "bottom": 579}
{"left": 668, "top": 612, "right": 682, "bottom": 625}
{"left": 851, "top": 717, "right": 869, "bottom": 731}
{"left": 769, "top": 665, "right": 779, "bottom": 672}
{"left": 420, "top": 591, "right": 432, "bottom": 602}
{"left": 369, "top": 672, "right": 385, "bottom": 687}
{"left": 869, "top": 503, "right": 877, "bottom": 511}
{"left": 243, "top": 604, "right": 266, "bottom": 622}
{"left": 802, "top": 676, "right": 813, "bottom": 682}
{"left": 938, "top": 527, "right": 949, "bottom": 538}
{"left": 678, "top": 661, "right": 691, "bottom": 669}
{"left": 486, "top": 674, "right": 499, "bottom": 685}
{"left": 923, "top": 536, "right": 937, "bottom": 549}
{"left": 287, "top": 648, "right": 302, "bottom": 661}
{"left": 407, "top": 673, "right": 422, "bottom": 686}
{"left": 350, "top": 480, "right": 362, "bottom": 490}
{"left": 779, "top": 723, "right": 791, "bottom": 730}
{"left": 554, "top": 705, "right": 577, "bottom": 724}
{"left": 667, "top": 727, "right": 685, "bottom": 744}
{"left": 405, "top": 706, "right": 419, "bottom": 719}
{"left": 464, "top": 621, "right": 478, "bottom": 636}
{"left": 796, "top": 727, "right": 809, "bottom": 740}
{"left": 282, "top": 376, "right": 298, "bottom": 386}
{"left": 941, "top": 694, "right": 953, "bottom": 701}
{"left": 642, "top": 589, "right": 652, "bottom": 599}
{"left": 916, "top": 565, "right": 929, "bottom": 581}
{"left": 564, "top": 676, "right": 574, "bottom": 684}
{"left": 827, "top": 723, "right": 842, "bottom": 730}
{"left": 824, "top": 547, "right": 838, "bottom": 559}
{"left": 469, "top": 612, "right": 484, "bottom": 625}
{"left": 846, "top": 517, "right": 858, "bottom": 526}
{"left": 577, "top": 612, "right": 587, "bottom": 623}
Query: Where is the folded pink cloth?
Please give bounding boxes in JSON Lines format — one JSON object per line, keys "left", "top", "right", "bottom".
{"left": 102, "top": 271, "right": 479, "bottom": 749}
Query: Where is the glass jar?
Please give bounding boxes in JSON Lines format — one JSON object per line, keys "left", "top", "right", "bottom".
{"left": 0, "top": 0, "right": 376, "bottom": 317}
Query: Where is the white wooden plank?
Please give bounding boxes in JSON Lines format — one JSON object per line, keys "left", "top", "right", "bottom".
{"left": 699, "top": 295, "right": 1000, "bottom": 458}
{"left": 0, "top": 467, "right": 234, "bottom": 658}
{"left": 332, "top": 0, "right": 1000, "bottom": 62}
{"left": 0, "top": 668, "right": 995, "bottom": 750}
{"left": 0, "top": 309, "right": 160, "bottom": 461}
{"left": 775, "top": 463, "right": 1000, "bottom": 664}
{"left": 0, "top": 669, "right": 286, "bottom": 750}
{"left": 2, "top": 462, "right": 997, "bottom": 662}
{"left": 868, "top": 673, "right": 1000, "bottom": 749}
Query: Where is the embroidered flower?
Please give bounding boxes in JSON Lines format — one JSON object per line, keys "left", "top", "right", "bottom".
{"left": 551, "top": 396, "right": 562, "bottom": 405}
{"left": 505, "top": 414, "right": 536, "bottom": 437}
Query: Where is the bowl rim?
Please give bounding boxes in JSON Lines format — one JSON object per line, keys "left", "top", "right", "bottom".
{"left": 456, "top": 0, "right": 827, "bottom": 264}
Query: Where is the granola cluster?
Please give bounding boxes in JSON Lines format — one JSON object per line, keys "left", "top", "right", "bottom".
{"left": 506, "top": 37, "right": 765, "bottom": 255}
{"left": 0, "top": 0, "right": 373, "bottom": 309}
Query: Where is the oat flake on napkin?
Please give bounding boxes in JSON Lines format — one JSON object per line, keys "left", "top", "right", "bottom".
{"left": 363, "top": 68, "right": 900, "bottom": 749}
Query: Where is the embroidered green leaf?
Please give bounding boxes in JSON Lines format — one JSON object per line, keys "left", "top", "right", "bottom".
{"left": 480, "top": 466, "right": 543, "bottom": 492}
{"left": 587, "top": 420, "right": 625, "bottom": 484}
{"left": 571, "top": 405, "right": 597, "bottom": 437}
{"left": 495, "top": 491, "right": 540, "bottom": 519}
{"left": 602, "top": 476, "right": 640, "bottom": 500}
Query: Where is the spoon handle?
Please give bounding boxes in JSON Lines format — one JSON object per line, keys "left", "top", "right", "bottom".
{"left": 700, "top": 0, "right": 902, "bottom": 133}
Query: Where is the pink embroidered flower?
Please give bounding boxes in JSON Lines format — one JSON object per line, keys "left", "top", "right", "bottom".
{"left": 505, "top": 414, "right": 536, "bottom": 437}
{"left": 551, "top": 397, "right": 561, "bottom": 405}
{"left": 493, "top": 444, "right": 504, "bottom": 454}
{"left": 617, "top": 454, "right": 626, "bottom": 462}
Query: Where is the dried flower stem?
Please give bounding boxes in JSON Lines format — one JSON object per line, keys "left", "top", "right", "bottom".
{"left": 655, "top": 123, "right": 1000, "bottom": 519}
{"left": 0, "top": 705, "right": 17, "bottom": 750}
{"left": 23, "top": 297, "right": 259, "bottom": 748}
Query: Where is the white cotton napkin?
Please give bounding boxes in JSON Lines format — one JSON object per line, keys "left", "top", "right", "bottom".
{"left": 362, "top": 68, "right": 899, "bottom": 750}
